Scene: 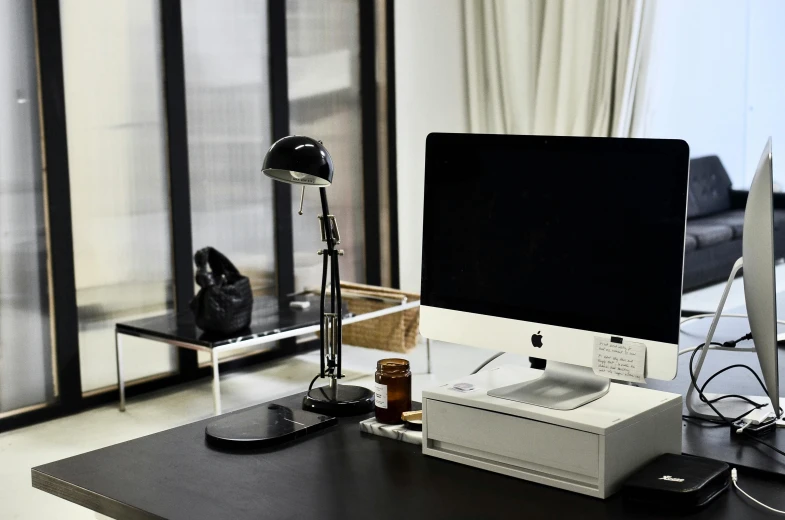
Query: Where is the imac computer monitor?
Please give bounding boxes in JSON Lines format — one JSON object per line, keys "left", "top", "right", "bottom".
{"left": 420, "top": 133, "right": 690, "bottom": 410}
{"left": 743, "top": 138, "right": 779, "bottom": 417}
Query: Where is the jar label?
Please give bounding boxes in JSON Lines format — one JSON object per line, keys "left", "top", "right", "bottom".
{"left": 374, "top": 382, "right": 388, "bottom": 409}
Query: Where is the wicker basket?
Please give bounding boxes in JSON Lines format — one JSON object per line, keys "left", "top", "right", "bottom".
{"left": 334, "top": 281, "right": 420, "bottom": 353}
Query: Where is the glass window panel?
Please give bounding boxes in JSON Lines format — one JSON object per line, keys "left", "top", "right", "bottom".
{"left": 286, "top": 0, "right": 366, "bottom": 291}
{"left": 0, "top": 1, "right": 55, "bottom": 414}
{"left": 60, "top": 0, "right": 177, "bottom": 393}
{"left": 181, "top": 0, "right": 275, "bottom": 364}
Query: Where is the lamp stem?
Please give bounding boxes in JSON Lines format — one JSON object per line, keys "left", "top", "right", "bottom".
{"left": 333, "top": 248, "right": 343, "bottom": 380}
{"left": 319, "top": 245, "right": 328, "bottom": 378}
{"left": 319, "top": 187, "right": 342, "bottom": 383}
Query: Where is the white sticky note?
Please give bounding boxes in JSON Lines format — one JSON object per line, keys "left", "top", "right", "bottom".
{"left": 592, "top": 338, "right": 646, "bottom": 383}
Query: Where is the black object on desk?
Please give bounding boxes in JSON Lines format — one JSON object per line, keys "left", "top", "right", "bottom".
{"left": 32, "top": 392, "right": 785, "bottom": 520}
{"left": 206, "top": 403, "right": 336, "bottom": 449}
{"left": 623, "top": 454, "right": 730, "bottom": 512}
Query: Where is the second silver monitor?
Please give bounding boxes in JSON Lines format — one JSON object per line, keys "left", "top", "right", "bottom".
{"left": 743, "top": 137, "right": 779, "bottom": 416}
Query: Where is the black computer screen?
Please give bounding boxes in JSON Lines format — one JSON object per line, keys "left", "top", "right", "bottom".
{"left": 421, "top": 133, "right": 690, "bottom": 345}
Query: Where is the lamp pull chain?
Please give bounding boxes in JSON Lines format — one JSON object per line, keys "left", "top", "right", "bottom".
{"left": 298, "top": 186, "right": 305, "bottom": 215}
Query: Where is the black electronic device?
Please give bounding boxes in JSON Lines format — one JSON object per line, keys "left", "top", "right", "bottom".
{"left": 205, "top": 403, "right": 336, "bottom": 449}
{"left": 622, "top": 454, "right": 730, "bottom": 512}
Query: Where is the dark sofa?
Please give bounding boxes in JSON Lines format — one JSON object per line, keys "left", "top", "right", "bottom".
{"left": 683, "top": 155, "right": 785, "bottom": 292}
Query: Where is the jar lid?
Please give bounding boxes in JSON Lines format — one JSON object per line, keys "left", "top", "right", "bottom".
{"left": 377, "top": 358, "right": 410, "bottom": 372}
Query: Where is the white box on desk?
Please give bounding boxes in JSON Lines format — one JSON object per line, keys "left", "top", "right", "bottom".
{"left": 421, "top": 365, "right": 682, "bottom": 498}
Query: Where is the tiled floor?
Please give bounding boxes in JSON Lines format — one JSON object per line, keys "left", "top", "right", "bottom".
{"left": 4, "top": 264, "right": 783, "bottom": 519}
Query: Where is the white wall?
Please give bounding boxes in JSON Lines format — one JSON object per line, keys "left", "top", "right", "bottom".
{"left": 745, "top": 0, "right": 785, "bottom": 187}
{"left": 641, "top": 0, "right": 749, "bottom": 185}
{"left": 642, "top": 0, "right": 785, "bottom": 187}
{"left": 395, "top": 0, "right": 469, "bottom": 292}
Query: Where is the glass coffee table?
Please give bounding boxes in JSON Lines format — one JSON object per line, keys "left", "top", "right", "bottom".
{"left": 115, "top": 294, "right": 421, "bottom": 415}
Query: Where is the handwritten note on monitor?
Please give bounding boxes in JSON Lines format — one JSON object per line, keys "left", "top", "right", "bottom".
{"left": 592, "top": 338, "right": 646, "bottom": 383}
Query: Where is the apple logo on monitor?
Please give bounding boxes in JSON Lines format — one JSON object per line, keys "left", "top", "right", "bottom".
{"left": 531, "top": 331, "right": 543, "bottom": 348}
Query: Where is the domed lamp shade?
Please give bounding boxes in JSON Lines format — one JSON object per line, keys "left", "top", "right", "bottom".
{"left": 262, "top": 135, "right": 334, "bottom": 186}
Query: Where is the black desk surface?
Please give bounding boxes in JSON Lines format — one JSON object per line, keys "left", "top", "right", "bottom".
{"left": 32, "top": 392, "right": 785, "bottom": 520}
{"left": 34, "top": 295, "right": 785, "bottom": 519}
{"left": 116, "top": 294, "right": 349, "bottom": 348}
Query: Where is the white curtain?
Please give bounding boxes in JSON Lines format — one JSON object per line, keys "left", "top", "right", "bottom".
{"left": 463, "top": 0, "right": 653, "bottom": 137}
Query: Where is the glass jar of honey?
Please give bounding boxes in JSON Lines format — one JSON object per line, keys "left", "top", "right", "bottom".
{"left": 374, "top": 358, "right": 411, "bottom": 424}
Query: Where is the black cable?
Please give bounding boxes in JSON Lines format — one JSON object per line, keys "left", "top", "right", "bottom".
{"left": 706, "top": 394, "right": 765, "bottom": 408}
{"left": 683, "top": 408, "right": 768, "bottom": 425}
{"left": 307, "top": 373, "right": 320, "bottom": 393}
{"left": 699, "top": 363, "right": 769, "bottom": 407}
{"left": 691, "top": 342, "right": 777, "bottom": 416}
{"left": 682, "top": 415, "right": 727, "bottom": 426}
{"left": 745, "top": 434, "right": 785, "bottom": 458}
{"left": 689, "top": 341, "right": 765, "bottom": 423}
{"left": 688, "top": 334, "right": 785, "bottom": 460}
{"left": 471, "top": 352, "right": 505, "bottom": 374}
{"left": 307, "top": 366, "right": 335, "bottom": 395}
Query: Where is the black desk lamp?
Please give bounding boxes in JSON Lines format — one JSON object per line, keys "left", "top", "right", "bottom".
{"left": 263, "top": 135, "right": 375, "bottom": 416}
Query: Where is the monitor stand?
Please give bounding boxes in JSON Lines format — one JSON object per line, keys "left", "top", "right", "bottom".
{"left": 488, "top": 361, "right": 610, "bottom": 410}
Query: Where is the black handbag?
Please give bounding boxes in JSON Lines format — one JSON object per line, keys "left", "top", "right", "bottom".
{"left": 189, "top": 247, "right": 253, "bottom": 335}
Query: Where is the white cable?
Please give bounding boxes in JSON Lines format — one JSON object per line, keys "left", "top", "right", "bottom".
{"left": 680, "top": 313, "right": 749, "bottom": 329}
{"left": 680, "top": 313, "right": 785, "bottom": 333}
{"left": 732, "top": 468, "right": 785, "bottom": 515}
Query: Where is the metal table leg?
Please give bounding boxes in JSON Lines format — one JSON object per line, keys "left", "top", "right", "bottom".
{"left": 116, "top": 331, "right": 126, "bottom": 412}
{"left": 426, "top": 338, "right": 432, "bottom": 374}
{"left": 211, "top": 350, "right": 222, "bottom": 415}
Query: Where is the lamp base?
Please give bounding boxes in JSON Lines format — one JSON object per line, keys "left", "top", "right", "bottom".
{"left": 303, "top": 383, "right": 375, "bottom": 416}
